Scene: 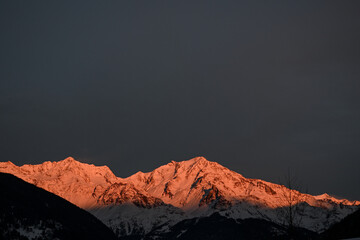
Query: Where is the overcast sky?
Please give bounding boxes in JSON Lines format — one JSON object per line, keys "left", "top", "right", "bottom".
{"left": 1, "top": 1, "right": 360, "bottom": 200}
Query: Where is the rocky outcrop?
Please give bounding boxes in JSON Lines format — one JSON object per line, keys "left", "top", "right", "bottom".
{"left": 97, "top": 182, "right": 164, "bottom": 208}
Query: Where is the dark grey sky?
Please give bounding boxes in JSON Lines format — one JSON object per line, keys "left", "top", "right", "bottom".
{"left": 1, "top": 1, "right": 360, "bottom": 200}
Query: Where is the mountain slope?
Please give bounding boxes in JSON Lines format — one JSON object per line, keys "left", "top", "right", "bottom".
{"left": 321, "top": 208, "right": 360, "bottom": 239}
{"left": 1, "top": 156, "right": 359, "bottom": 237}
{"left": 146, "top": 212, "right": 318, "bottom": 240}
{"left": 0, "top": 157, "right": 119, "bottom": 208}
{"left": 125, "top": 157, "right": 359, "bottom": 210}
{"left": 0, "top": 172, "right": 117, "bottom": 240}
{"left": 124, "top": 157, "right": 359, "bottom": 232}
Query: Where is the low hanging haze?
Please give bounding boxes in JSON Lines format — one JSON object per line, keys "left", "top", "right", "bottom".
{"left": 1, "top": 1, "right": 360, "bottom": 200}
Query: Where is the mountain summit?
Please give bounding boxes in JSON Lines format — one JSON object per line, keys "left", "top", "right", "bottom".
{"left": 1, "top": 156, "right": 359, "bottom": 237}
{"left": 124, "top": 156, "right": 247, "bottom": 209}
{"left": 0, "top": 157, "right": 119, "bottom": 207}
{"left": 125, "top": 156, "right": 359, "bottom": 210}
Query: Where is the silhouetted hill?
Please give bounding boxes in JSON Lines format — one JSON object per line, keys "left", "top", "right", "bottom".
{"left": 142, "top": 212, "right": 318, "bottom": 240}
{"left": 0, "top": 173, "right": 117, "bottom": 240}
{"left": 321, "top": 208, "right": 360, "bottom": 239}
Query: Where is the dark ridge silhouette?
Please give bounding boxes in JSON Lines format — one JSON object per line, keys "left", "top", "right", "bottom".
{"left": 0, "top": 173, "right": 117, "bottom": 240}
{"left": 321, "top": 208, "right": 360, "bottom": 239}
{"left": 130, "top": 212, "right": 318, "bottom": 240}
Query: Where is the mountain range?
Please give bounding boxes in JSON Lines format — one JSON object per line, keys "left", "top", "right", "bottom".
{"left": 1, "top": 156, "right": 359, "bottom": 239}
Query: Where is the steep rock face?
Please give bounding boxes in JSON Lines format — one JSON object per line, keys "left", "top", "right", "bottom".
{"left": 97, "top": 182, "right": 164, "bottom": 208}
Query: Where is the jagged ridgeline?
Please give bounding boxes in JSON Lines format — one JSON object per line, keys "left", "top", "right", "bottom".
{"left": 1, "top": 157, "right": 359, "bottom": 239}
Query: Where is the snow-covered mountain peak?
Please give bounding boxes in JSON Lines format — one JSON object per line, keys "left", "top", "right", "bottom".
{"left": 0, "top": 157, "right": 121, "bottom": 207}
{"left": 314, "top": 193, "right": 360, "bottom": 206}
{"left": 61, "top": 156, "right": 76, "bottom": 162}
{"left": 18, "top": 157, "right": 118, "bottom": 181}
{"left": 123, "top": 156, "right": 360, "bottom": 213}
{"left": 189, "top": 156, "right": 208, "bottom": 164}
{"left": 1, "top": 156, "right": 360, "bottom": 236}
{"left": 124, "top": 157, "right": 247, "bottom": 209}
{"left": 176, "top": 156, "right": 218, "bottom": 167}
{"left": 315, "top": 193, "right": 332, "bottom": 199}
{"left": 57, "top": 156, "right": 79, "bottom": 166}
